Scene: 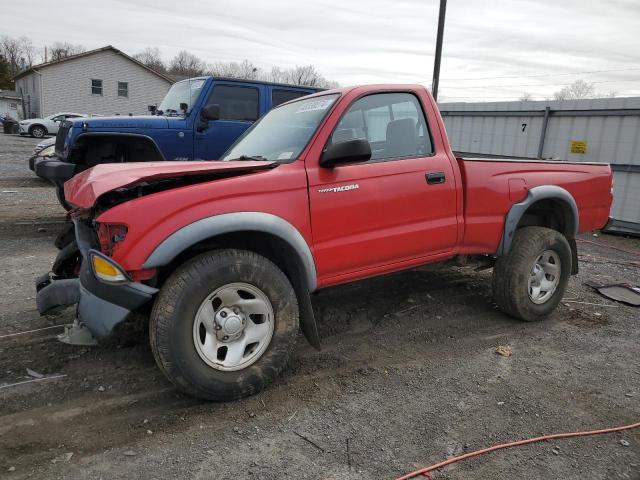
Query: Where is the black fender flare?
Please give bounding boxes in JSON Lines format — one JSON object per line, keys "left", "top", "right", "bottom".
{"left": 498, "top": 185, "right": 579, "bottom": 257}
{"left": 74, "top": 132, "right": 166, "bottom": 161}
{"left": 143, "top": 212, "right": 321, "bottom": 349}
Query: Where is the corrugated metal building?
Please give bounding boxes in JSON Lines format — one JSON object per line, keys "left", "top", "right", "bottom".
{"left": 439, "top": 97, "right": 640, "bottom": 234}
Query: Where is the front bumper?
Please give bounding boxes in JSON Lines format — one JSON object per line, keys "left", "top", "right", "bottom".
{"left": 34, "top": 157, "right": 75, "bottom": 184}
{"left": 35, "top": 220, "right": 158, "bottom": 338}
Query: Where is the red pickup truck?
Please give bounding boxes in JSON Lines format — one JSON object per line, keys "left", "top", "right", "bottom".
{"left": 37, "top": 84, "right": 613, "bottom": 401}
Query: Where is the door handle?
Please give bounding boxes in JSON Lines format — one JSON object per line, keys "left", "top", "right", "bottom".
{"left": 426, "top": 172, "right": 446, "bottom": 184}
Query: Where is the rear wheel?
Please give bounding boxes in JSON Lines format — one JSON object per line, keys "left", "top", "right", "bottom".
{"left": 492, "top": 226, "right": 571, "bottom": 321}
{"left": 149, "top": 249, "right": 299, "bottom": 401}
{"left": 30, "top": 125, "right": 46, "bottom": 138}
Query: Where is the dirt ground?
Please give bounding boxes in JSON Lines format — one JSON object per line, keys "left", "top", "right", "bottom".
{"left": 0, "top": 133, "right": 638, "bottom": 480}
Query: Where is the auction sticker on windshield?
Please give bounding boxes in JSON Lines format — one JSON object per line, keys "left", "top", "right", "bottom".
{"left": 277, "top": 151, "right": 294, "bottom": 160}
{"left": 296, "top": 98, "right": 335, "bottom": 113}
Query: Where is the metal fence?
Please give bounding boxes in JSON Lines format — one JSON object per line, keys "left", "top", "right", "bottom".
{"left": 439, "top": 96, "right": 640, "bottom": 234}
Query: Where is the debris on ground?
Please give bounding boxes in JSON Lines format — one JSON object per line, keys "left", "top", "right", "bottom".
{"left": 585, "top": 281, "right": 640, "bottom": 307}
{"left": 495, "top": 345, "right": 512, "bottom": 357}
{"left": 26, "top": 368, "right": 44, "bottom": 379}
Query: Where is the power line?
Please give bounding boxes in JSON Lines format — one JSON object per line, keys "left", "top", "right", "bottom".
{"left": 437, "top": 66, "right": 640, "bottom": 82}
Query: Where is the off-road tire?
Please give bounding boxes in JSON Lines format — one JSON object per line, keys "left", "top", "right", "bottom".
{"left": 30, "top": 125, "right": 46, "bottom": 138}
{"left": 149, "top": 249, "right": 299, "bottom": 401}
{"left": 492, "top": 226, "right": 571, "bottom": 321}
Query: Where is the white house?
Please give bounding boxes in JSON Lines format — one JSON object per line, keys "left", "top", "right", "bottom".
{"left": 14, "top": 46, "right": 173, "bottom": 118}
{"left": 0, "top": 90, "right": 22, "bottom": 119}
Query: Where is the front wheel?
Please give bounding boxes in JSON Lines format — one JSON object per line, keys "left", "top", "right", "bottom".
{"left": 149, "top": 249, "right": 299, "bottom": 401}
{"left": 30, "top": 125, "right": 46, "bottom": 138}
{"left": 492, "top": 226, "right": 571, "bottom": 322}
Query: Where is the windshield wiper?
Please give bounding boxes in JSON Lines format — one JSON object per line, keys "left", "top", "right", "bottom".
{"left": 235, "top": 155, "right": 267, "bottom": 161}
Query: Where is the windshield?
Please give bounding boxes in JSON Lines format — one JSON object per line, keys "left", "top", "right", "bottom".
{"left": 158, "top": 78, "right": 206, "bottom": 115}
{"left": 222, "top": 94, "right": 339, "bottom": 162}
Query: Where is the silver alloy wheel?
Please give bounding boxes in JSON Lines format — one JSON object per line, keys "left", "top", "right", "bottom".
{"left": 193, "top": 282, "right": 274, "bottom": 372}
{"left": 31, "top": 126, "right": 45, "bottom": 138}
{"left": 528, "top": 250, "right": 561, "bottom": 304}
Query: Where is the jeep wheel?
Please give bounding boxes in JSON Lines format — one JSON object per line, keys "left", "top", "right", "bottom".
{"left": 492, "top": 226, "right": 571, "bottom": 322}
{"left": 30, "top": 125, "right": 46, "bottom": 138}
{"left": 149, "top": 249, "right": 299, "bottom": 401}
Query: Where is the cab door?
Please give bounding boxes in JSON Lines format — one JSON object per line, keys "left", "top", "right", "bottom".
{"left": 194, "top": 83, "right": 264, "bottom": 160}
{"left": 307, "top": 92, "right": 459, "bottom": 282}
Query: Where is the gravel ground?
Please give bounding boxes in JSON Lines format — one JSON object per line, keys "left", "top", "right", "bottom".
{"left": 0, "top": 133, "right": 638, "bottom": 479}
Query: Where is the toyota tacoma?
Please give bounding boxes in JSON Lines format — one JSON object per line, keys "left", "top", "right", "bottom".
{"left": 36, "top": 84, "right": 613, "bottom": 401}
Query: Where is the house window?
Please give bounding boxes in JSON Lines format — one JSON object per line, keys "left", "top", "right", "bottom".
{"left": 91, "top": 79, "right": 103, "bottom": 95}
{"left": 9, "top": 102, "right": 17, "bottom": 110}
{"left": 118, "top": 82, "right": 128, "bottom": 97}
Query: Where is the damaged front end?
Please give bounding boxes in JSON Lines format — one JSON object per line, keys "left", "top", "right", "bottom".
{"left": 35, "top": 216, "right": 157, "bottom": 345}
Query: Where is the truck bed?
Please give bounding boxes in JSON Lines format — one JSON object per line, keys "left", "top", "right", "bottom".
{"left": 456, "top": 156, "right": 612, "bottom": 254}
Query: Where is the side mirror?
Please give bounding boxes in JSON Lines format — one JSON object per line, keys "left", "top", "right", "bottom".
{"left": 320, "top": 139, "right": 371, "bottom": 168}
{"left": 148, "top": 105, "right": 157, "bottom": 114}
{"left": 201, "top": 104, "right": 220, "bottom": 121}
{"left": 179, "top": 102, "right": 188, "bottom": 112}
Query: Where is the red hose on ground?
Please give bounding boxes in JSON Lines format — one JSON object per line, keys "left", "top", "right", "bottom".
{"left": 396, "top": 421, "right": 640, "bottom": 480}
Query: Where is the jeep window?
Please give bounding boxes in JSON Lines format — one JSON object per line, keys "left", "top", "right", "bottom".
{"left": 222, "top": 94, "right": 339, "bottom": 163}
{"left": 158, "top": 78, "right": 205, "bottom": 115}
{"left": 272, "top": 89, "right": 307, "bottom": 107}
{"left": 118, "top": 82, "right": 129, "bottom": 97}
{"left": 328, "top": 92, "right": 433, "bottom": 161}
{"left": 91, "top": 79, "right": 103, "bottom": 95}
{"left": 207, "top": 85, "right": 259, "bottom": 122}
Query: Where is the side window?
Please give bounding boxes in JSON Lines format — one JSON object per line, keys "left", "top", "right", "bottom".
{"left": 272, "top": 89, "right": 307, "bottom": 107}
{"left": 117, "top": 82, "right": 129, "bottom": 97}
{"left": 51, "top": 115, "right": 65, "bottom": 122}
{"left": 207, "top": 85, "right": 259, "bottom": 121}
{"left": 91, "top": 79, "right": 103, "bottom": 95}
{"left": 329, "top": 93, "right": 433, "bottom": 161}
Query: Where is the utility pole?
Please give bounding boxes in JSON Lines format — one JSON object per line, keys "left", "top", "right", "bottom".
{"left": 431, "top": 0, "right": 447, "bottom": 101}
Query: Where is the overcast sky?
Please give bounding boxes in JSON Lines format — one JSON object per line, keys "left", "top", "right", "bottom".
{"left": 3, "top": 0, "right": 640, "bottom": 101}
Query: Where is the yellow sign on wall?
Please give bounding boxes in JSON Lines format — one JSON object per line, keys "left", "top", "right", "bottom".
{"left": 570, "top": 140, "right": 587, "bottom": 154}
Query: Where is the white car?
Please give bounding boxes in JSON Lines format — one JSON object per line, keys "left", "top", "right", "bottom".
{"left": 19, "top": 112, "right": 86, "bottom": 138}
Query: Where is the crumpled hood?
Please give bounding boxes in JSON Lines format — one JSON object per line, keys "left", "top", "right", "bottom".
{"left": 65, "top": 161, "right": 276, "bottom": 208}
{"left": 69, "top": 115, "right": 170, "bottom": 129}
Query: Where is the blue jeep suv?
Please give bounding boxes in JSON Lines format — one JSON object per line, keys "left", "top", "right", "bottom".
{"left": 35, "top": 77, "right": 319, "bottom": 208}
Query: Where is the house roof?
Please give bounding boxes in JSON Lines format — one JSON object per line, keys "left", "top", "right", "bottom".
{"left": 0, "top": 90, "right": 22, "bottom": 100}
{"left": 13, "top": 45, "right": 174, "bottom": 84}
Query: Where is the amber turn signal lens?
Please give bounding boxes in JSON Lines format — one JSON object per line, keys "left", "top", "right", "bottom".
{"left": 91, "top": 254, "right": 127, "bottom": 283}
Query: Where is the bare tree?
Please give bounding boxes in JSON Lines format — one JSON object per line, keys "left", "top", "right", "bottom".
{"left": 553, "top": 79, "right": 595, "bottom": 101}
{"left": 0, "top": 35, "right": 34, "bottom": 76}
{"left": 47, "top": 42, "right": 86, "bottom": 62}
{"left": 19, "top": 36, "right": 35, "bottom": 67}
{"left": 519, "top": 92, "right": 533, "bottom": 101}
{"left": 133, "top": 47, "right": 167, "bottom": 73}
{"left": 267, "top": 66, "right": 289, "bottom": 84}
{"left": 169, "top": 50, "right": 205, "bottom": 77}
{"left": 210, "top": 59, "right": 259, "bottom": 79}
